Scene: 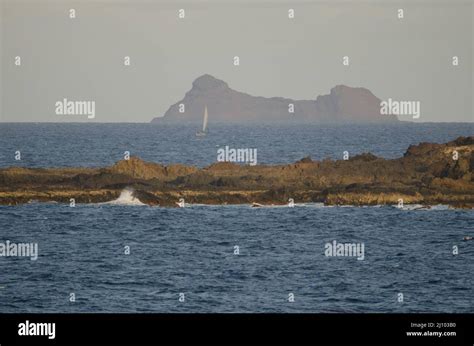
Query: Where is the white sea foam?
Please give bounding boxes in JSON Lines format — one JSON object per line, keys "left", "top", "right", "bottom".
{"left": 395, "top": 204, "right": 451, "bottom": 211}
{"left": 423, "top": 204, "right": 451, "bottom": 211}
{"left": 395, "top": 204, "right": 425, "bottom": 210}
{"left": 299, "top": 203, "right": 325, "bottom": 208}
{"left": 105, "top": 187, "right": 146, "bottom": 206}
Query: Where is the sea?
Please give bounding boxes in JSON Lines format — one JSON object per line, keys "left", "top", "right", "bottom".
{"left": 0, "top": 122, "right": 473, "bottom": 313}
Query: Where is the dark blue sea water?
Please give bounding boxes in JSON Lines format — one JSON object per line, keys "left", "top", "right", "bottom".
{"left": 0, "top": 204, "right": 472, "bottom": 313}
{"left": 0, "top": 122, "right": 473, "bottom": 168}
{"left": 0, "top": 123, "right": 473, "bottom": 313}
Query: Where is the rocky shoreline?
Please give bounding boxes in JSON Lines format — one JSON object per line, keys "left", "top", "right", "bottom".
{"left": 0, "top": 137, "right": 473, "bottom": 208}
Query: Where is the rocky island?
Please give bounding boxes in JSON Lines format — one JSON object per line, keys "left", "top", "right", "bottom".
{"left": 151, "top": 74, "right": 399, "bottom": 124}
{"left": 0, "top": 137, "right": 472, "bottom": 208}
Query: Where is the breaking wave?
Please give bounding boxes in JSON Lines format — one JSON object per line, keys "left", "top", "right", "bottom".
{"left": 104, "top": 187, "right": 146, "bottom": 206}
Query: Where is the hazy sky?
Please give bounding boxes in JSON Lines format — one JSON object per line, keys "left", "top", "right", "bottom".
{"left": 0, "top": 0, "right": 473, "bottom": 122}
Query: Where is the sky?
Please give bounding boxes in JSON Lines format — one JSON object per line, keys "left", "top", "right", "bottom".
{"left": 0, "top": 0, "right": 473, "bottom": 122}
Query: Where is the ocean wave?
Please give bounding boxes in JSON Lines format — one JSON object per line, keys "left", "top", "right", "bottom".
{"left": 102, "top": 187, "right": 146, "bottom": 206}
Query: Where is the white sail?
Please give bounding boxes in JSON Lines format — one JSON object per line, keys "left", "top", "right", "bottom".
{"left": 196, "top": 105, "right": 208, "bottom": 137}
{"left": 202, "top": 105, "right": 208, "bottom": 132}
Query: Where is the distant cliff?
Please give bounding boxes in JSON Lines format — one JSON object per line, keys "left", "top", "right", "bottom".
{"left": 151, "top": 74, "right": 399, "bottom": 123}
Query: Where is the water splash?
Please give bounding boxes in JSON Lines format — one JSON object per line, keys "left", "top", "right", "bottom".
{"left": 105, "top": 187, "right": 146, "bottom": 206}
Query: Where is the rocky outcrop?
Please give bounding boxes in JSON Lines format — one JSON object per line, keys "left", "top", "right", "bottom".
{"left": 110, "top": 157, "right": 198, "bottom": 180}
{"left": 151, "top": 74, "right": 399, "bottom": 123}
{"left": 0, "top": 137, "right": 472, "bottom": 207}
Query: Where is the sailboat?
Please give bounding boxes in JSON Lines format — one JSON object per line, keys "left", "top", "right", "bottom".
{"left": 196, "top": 105, "right": 208, "bottom": 137}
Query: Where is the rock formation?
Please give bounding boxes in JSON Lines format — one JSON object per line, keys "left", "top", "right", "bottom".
{"left": 0, "top": 137, "right": 472, "bottom": 207}
{"left": 151, "top": 74, "right": 399, "bottom": 123}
